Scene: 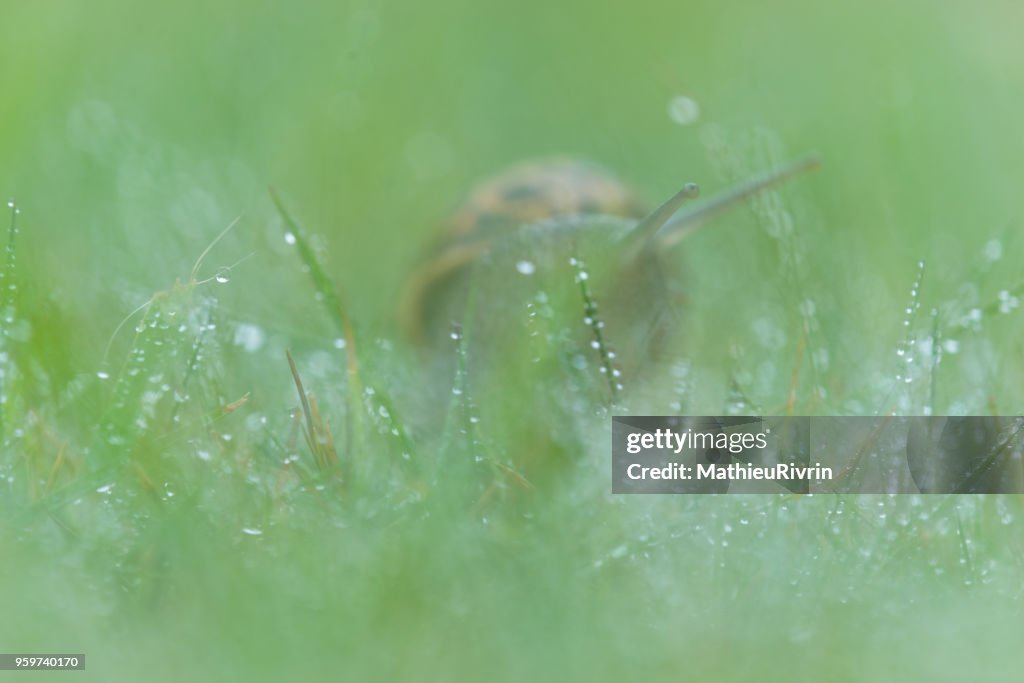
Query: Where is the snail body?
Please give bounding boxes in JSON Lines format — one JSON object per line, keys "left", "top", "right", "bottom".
{"left": 402, "top": 155, "right": 819, "bottom": 377}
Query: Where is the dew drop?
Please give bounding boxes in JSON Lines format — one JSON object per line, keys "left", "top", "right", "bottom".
{"left": 668, "top": 95, "right": 700, "bottom": 125}
{"left": 97, "top": 371, "right": 110, "bottom": 380}
{"left": 284, "top": 232, "right": 297, "bottom": 245}
{"left": 997, "top": 290, "right": 1019, "bottom": 314}
{"left": 516, "top": 260, "right": 536, "bottom": 275}
{"left": 982, "top": 239, "right": 1002, "bottom": 262}
{"left": 214, "top": 267, "right": 231, "bottom": 284}
{"left": 233, "top": 323, "right": 265, "bottom": 352}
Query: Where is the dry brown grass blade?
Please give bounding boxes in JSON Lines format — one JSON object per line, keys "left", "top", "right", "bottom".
{"left": 286, "top": 350, "right": 340, "bottom": 475}
{"left": 784, "top": 327, "right": 807, "bottom": 415}
{"left": 493, "top": 461, "right": 534, "bottom": 490}
{"left": 287, "top": 351, "right": 317, "bottom": 447}
{"left": 223, "top": 393, "right": 250, "bottom": 414}
{"left": 308, "top": 394, "right": 338, "bottom": 470}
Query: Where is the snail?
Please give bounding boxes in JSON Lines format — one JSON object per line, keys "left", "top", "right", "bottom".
{"left": 400, "top": 154, "right": 819, "bottom": 384}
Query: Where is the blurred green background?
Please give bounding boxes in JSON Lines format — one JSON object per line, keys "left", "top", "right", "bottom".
{"left": 3, "top": 0, "right": 1022, "bottom": 337}
{"left": 2, "top": 1, "right": 1024, "bottom": 681}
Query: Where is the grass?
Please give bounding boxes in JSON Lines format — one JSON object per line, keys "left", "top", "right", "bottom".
{"left": 3, "top": 164, "right": 1023, "bottom": 681}
{"left": 2, "top": 1, "right": 1024, "bottom": 681}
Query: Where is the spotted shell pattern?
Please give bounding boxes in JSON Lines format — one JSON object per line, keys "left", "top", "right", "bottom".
{"left": 445, "top": 158, "right": 647, "bottom": 237}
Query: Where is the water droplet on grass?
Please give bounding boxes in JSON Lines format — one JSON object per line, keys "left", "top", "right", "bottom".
{"left": 668, "top": 95, "right": 700, "bottom": 125}
{"left": 233, "top": 323, "right": 266, "bottom": 352}
{"left": 214, "top": 267, "right": 231, "bottom": 284}
{"left": 516, "top": 260, "right": 536, "bottom": 275}
{"left": 983, "top": 239, "right": 1002, "bottom": 262}
{"left": 241, "top": 527, "right": 263, "bottom": 536}
{"left": 998, "top": 290, "right": 1019, "bottom": 314}
{"left": 284, "top": 232, "right": 296, "bottom": 245}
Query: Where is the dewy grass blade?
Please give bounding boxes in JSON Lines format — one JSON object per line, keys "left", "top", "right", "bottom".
{"left": 269, "top": 188, "right": 359, "bottom": 370}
